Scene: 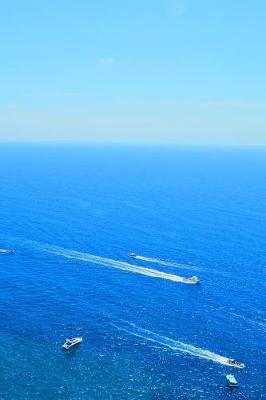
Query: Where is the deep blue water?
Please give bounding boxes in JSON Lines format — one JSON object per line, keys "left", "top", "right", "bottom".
{"left": 0, "top": 144, "right": 265, "bottom": 399}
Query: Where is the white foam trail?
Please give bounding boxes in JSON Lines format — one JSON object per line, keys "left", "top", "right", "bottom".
{"left": 232, "top": 313, "right": 266, "bottom": 333}
{"left": 256, "top": 321, "right": 266, "bottom": 332}
{"left": 114, "top": 322, "right": 244, "bottom": 368}
{"left": 134, "top": 255, "right": 201, "bottom": 272}
{"left": 40, "top": 244, "right": 199, "bottom": 284}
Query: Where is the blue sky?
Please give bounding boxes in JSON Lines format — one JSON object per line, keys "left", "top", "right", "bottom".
{"left": 0, "top": 0, "right": 265, "bottom": 144}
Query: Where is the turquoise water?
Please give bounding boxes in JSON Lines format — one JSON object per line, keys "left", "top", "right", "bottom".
{"left": 0, "top": 144, "right": 265, "bottom": 399}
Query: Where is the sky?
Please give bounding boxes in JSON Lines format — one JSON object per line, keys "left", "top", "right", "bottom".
{"left": 0, "top": 0, "right": 265, "bottom": 144}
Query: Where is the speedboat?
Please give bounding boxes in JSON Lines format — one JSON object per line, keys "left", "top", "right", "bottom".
{"left": 62, "top": 337, "right": 83, "bottom": 350}
{"left": 227, "top": 358, "right": 245, "bottom": 368}
{"left": 185, "top": 275, "right": 200, "bottom": 284}
{"left": 226, "top": 374, "right": 238, "bottom": 387}
{"left": 128, "top": 252, "right": 137, "bottom": 258}
{"left": 0, "top": 249, "right": 13, "bottom": 255}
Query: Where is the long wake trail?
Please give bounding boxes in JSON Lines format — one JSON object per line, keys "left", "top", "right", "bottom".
{"left": 38, "top": 243, "right": 198, "bottom": 284}
{"left": 134, "top": 255, "right": 201, "bottom": 272}
{"left": 114, "top": 322, "right": 245, "bottom": 368}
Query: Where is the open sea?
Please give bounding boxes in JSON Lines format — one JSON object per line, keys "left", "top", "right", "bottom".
{"left": 0, "top": 144, "right": 265, "bottom": 400}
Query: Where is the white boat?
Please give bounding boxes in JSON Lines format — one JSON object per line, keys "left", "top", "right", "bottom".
{"left": 227, "top": 358, "right": 245, "bottom": 368}
{"left": 185, "top": 275, "right": 200, "bottom": 284}
{"left": 128, "top": 252, "right": 137, "bottom": 258}
{"left": 0, "top": 248, "right": 13, "bottom": 255}
{"left": 62, "top": 337, "right": 83, "bottom": 350}
{"left": 226, "top": 374, "right": 238, "bottom": 387}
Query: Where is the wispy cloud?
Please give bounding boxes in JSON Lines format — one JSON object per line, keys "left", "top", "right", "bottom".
{"left": 167, "top": 0, "right": 188, "bottom": 16}
{"left": 99, "top": 57, "right": 114, "bottom": 65}
{"left": 201, "top": 101, "right": 266, "bottom": 109}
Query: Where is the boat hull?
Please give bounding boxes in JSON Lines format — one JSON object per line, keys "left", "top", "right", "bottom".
{"left": 62, "top": 337, "right": 83, "bottom": 350}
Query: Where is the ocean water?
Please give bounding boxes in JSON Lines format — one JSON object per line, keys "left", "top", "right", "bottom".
{"left": 0, "top": 144, "right": 265, "bottom": 400}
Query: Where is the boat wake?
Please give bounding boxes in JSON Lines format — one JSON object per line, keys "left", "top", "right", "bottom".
{"left": 134, "top": 255, "right": 201, "bottom": 272}
{"left": 114, "top": 322, "right": 245, "bottom": 368}
{"left": 39, "top": 243, "right": 199, "bottom": 284}
{"left": 232, "top": 313, "right": 266, "bottom": 333}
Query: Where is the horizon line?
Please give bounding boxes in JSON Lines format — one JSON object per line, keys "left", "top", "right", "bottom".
{"left": 0, "top": 140, "right": 266, "bottom": 148}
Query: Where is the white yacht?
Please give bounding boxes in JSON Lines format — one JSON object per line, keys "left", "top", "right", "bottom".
{"left": 227, "top": 358, "right": 245, "bottom": 368}
{"left": 62, "top": 337, "right": 83, "bottom": 350}
{"left": 128, "top": 252, "right": 137, "bottom": 258}
{"left": 0, "top": 249, "right": 13, "bottom": 255}
{"left": 226, "top": 374, "right": 238, "bottom": 387}
{"left": 185, "top": 275, "right": 200, "bottom": 284}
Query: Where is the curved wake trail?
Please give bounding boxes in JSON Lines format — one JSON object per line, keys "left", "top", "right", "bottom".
{"left": 114, "top": 322, "right": 244, "bottom": 368}
{"left": 39, "top": 244, "right": 198, "bottom": 284}
{"left": 134, "top": 255, "right": 201, "bottom": 272}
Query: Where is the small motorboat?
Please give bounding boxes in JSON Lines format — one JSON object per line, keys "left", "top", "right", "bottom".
{"left": 185, "top": 275, "right": 200, "bottom": 284}
{"left": 62, "top": 337, "right": 83, "bottom": 350}
{"left": 227, "top": 358, "right": 245, "bottom": 368}
{"left": 0, "top": 248, "right": 13, "bottom": 255}
{"left": 226, "top": 374, "right": 238, "bottom": 387}
{"left": 128, "top": 252, "right": 137, "bottom": 258}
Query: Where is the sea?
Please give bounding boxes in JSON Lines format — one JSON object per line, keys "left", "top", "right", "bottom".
{"left": 0, "top": 144, "right": 265, "bottom": 400}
